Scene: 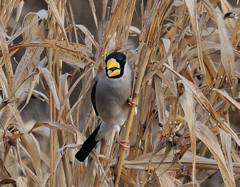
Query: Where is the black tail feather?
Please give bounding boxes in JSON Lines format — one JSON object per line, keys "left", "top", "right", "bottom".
{"left": 75, "top": 125, "right": 100, "bottom": 162}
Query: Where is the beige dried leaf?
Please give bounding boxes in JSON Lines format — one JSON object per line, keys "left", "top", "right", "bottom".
{"left": 196, "top": 121, "right": 235, "bottom": 187}
{"left": 23, "top": 162, "right": 42, "bottom": 185}
{"left": 59, "top": 73, "right": 71, "bottom": 103}
{"left": 35, "top": 67, "right": 60, "bottom": 110}
{"left": 219, "top": 129, "right": 234, "bottom": 181}
{"left": 15, "top": 176, "right": 28, "bottom": 187}
{"left": 88, "top": 0, "right": 98, "bottom": 29}
{"left": 164, "top": 63, "right": 240, "bottom": 148}
{"left": 212, "top": 88, "right": 240, "bottom": 112}
{"left": 44, "top": 39, "right": 92, "bottom": 58}
{"left": 45, "top": 0, "right": 68, "bottom": 43}
{"left": 22, "top": 12, "right": 39, "bottom": 41}
{"left": 217, "top": 14, "right": 235, "bottom": 83}
{"left": 154, "top": 76, "right": 167, "bottom": 125}
{"left": 129, "top": 26, "right": 141, "bottom": 35}
{"left": 75, "top": 24, "right": 99, "bottom": 50}
{"left": 156, "top": 71, "right": 177, "bottom": 97}
{"left": 0, "top": 68, "right": 9, "bottom": 97}
{"left": 161, "top": 38, "right": 173, "bottom": 68}
{"left": 0, "top": 177, "right": 27, "bottom": 186}
{"left": 157, "top": 172, "right": 176, "bottom": 187}
{"left": 121, "top": 171, "right": 137, "bottom": 187}
{"left": 28, "top": 121, "right": 77, "bottom": 134}
{"left": 102, "top": 0, "right": 108, "bottom": 20}
{"left": 122, "top": 151, "right": 224, "bottom": 172}
{"left": 221, "top": 0, "right": 236, "bottom": 30}
{"left": 15, "top": 47, "right": 44, "bottom": 98}
{"left": 185, "top": 0, "right": 204, "bottom": 75}
{"left": 19, "top": 133, "right": 42, "bottom": 181}
{"left": 0, "top": 18, "right": 14, "bottom": 98}
{"left": 164, "top": 63, "right": 217, "bottom": 118}
{"left": 58, "top": 51, "right": 85, "bottom": 69}
{"left": 179, "top": 79, "right": 196, "bottom": 185}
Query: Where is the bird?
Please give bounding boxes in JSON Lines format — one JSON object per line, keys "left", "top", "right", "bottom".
{"left": 75, "top": 52, "right": 133, "bottom": 162}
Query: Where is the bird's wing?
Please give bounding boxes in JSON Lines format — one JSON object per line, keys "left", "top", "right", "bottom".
{"left": 91, "top": 76, "right": 99, "bottom": 116}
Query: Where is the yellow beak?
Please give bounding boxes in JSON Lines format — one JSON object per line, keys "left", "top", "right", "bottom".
{"left": 107, "top": 58, "right": 121, "bottom": 77}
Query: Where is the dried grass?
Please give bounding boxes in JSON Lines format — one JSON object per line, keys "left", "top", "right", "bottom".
{"left": 0, "top": 0, "right": 240, "bottom": 187}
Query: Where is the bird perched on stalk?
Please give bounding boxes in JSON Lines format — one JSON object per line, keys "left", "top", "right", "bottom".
{"left": 75, "top": 52, "right": 133, "bottom": 162}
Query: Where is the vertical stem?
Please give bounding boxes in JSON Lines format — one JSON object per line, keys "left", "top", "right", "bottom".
{"left": 47, "top": 9, "right": 55, "bottom": 186}
{"left": 0, "top": 0, "right": 6, "bottom": 19}
{"left": 0, "top": 20, "right": 15, "bottom": 100}
{"left": 48, "top": 48, "right": 55, "bottom": 187}
{"left": 114, "top": 48, "right": 151, "bottom": 187}
{"left": 231, "top": 18, "right": 240, "bottom": 48}
{"left": 84, "top": 157, "right": 95, "bottom": 186}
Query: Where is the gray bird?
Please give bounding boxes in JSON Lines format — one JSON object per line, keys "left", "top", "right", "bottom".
{"left": 75, "top": 52, "right": 133, "bottom": 162}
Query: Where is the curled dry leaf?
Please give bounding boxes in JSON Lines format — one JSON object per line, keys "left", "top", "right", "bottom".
{"left": 59, "top": 73, "right": 71, "bottom": 103}
{"left": 88, "top": 0, "right": 98, "bottom": 29}
{"left": 58, "top": 51, "right": 85, "bottom": 69}
{"left": 22, "top": 12, "right": 39, "bottom": 41}
{"left": 219, "top": 129, "right": 234, "bottom": 180}
{"left": 157, "top": 172, "right": 176, "bottom": 187}
{"left": 196, "top": 121, "right": 235, "bottom": 187}
{"left": 212, "top": 88, "right": 240, "bottom": 112}
{"left": 28, "top": 121, "right": 77, "bottom": 134}
{"left": 178, "top": 79, "right": 196, "bottom": 185}
{"left": 35, "top": 67, "right": 60, "bottom": 110}
{"left": 19, "top": 133, "right": 42, "bottom": 181}
{"left": 217, "top": 14, "right": 235, "bottom": 84}
{"left": 129, "top": 26, "right": 141, "bottom": 35}
{"left": 0, "top": 19, "right": 14, "bottom": 98}
{"left": 75, "top": 24, "right": 99, "bottom": 50}
{"left": 14, "top": 47, "right": 44, "bottom": 98}
{"left": 45, "top": 0, "right": 68, "bottom": 43}
{"left": 121, "top": 151, "right": 238, "bottom": 173}
{"left": 0, "top": 177, "right": 28, "bottom": 186}
{"left": 154, "top": 76, "right": 167, "bottom": 126}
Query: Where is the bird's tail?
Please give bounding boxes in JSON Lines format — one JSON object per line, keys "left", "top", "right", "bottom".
{"left": 75, "top": 125, "right": 100, "bottom": 162}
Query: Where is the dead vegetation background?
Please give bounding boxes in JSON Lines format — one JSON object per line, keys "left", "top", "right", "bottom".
{"left": 0, "top": 0, "right": 240, "bottom": 186}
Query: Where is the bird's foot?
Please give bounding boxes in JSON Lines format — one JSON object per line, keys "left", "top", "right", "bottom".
{"left": 116, "top": 137, "right": 130, "bottom": 150}
{"left": 127, "top": 98, "right": 137, "bottom": 107}
{"left": 128, "top": 98, "right": 138, "bottom": 115}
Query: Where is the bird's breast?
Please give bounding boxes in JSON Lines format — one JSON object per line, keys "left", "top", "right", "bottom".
{"left": 95, "top": 77, "right": 131, "bottom": 125}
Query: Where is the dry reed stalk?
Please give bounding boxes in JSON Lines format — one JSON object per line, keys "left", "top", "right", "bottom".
{"left": 115, "top": 47, "right": 151, "bottom": 186}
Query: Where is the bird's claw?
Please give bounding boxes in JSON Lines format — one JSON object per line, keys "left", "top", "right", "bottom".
{"left": 128, "top": 98, "right": 137, "bottom": 107}
{"left": 128, "top": 98, "right": 138, "bottom": 115}
{"left": 116, "top": 137, "right": 130, "bottom": 150}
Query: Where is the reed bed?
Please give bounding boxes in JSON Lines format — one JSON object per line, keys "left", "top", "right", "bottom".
{"left": 0, "top": 0, "right": 240, "bottom": 186}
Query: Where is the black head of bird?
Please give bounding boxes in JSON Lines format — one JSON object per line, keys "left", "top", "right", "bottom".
{"left": 105, "top": 52, "right": 126, "bottom": 78}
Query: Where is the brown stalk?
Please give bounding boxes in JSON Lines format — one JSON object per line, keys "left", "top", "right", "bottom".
{"left": 124, "top": 93, "right": 144, "bottom": 187}
{"left": 46, "top": 7, "right": 56, "bottom": 186}
{"left": 231, "top": 18, "right": 240, "bottom": 48}
{"left": 114, "top": 48, "right": 151, "bottom": 186}
{"left": 0, "top": 19, "right": 15, "bottom": 99}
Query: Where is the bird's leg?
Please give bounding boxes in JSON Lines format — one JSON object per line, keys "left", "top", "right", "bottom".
{"left": 116, "top": 131, "right": 129, "bottom": 150}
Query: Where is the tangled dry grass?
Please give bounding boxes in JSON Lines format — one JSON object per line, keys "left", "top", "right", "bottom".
{"left": 0, "top": 0, "right": 240, "bottom": 186}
